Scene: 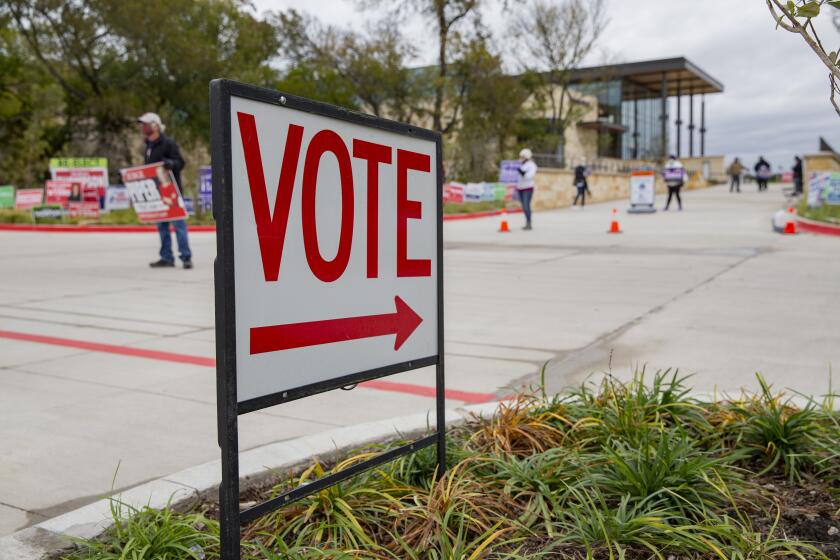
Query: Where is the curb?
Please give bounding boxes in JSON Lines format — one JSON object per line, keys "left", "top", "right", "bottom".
{"left": 0, "top": 401, "right": 501, "bottom": 560}
{"left": 0, "top": 209, "right": 523, "bottom": 233}
{"left": 795, "top": 216, "right": 840, "bottom": 237}
{"left": 443, "top": 208, "right": 523, "bottom": 221}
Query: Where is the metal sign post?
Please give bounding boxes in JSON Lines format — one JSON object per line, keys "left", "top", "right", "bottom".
{"left": 210, "top": 79, "right": 445, "bottom": 559}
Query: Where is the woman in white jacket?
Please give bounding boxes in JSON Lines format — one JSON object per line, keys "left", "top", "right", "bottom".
{"left": 516, "top": 148, "right": 538, "bottom": 230}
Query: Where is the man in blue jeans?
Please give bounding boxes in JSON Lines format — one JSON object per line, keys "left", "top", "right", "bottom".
{"left": 137, "top": 112, "right": 193, "bottom": 269}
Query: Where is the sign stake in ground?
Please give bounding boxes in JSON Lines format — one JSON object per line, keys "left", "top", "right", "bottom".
{"left": 210, "top": 79, "right": 445, "bottom": 560}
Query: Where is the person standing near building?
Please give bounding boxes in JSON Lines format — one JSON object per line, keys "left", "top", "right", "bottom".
{"left": 662, "top": 154, "right": 685, "bottom": 211}
{"left": 572, "top": 163, "right": 590, "bottom": 208}
{"left": 516, "top": 148, "right": 538, "bottom": 230}
{"left": 792, "top": 156, "right": 804, "bottom": 196}
{"left": 754, "top": 156, "right": 771, "bottom": 192}
{"left": 138, "top": 112, "right": 193, "bottom": 269}
{"left": 727, "top": 157, "right": 744, "bottom": 193}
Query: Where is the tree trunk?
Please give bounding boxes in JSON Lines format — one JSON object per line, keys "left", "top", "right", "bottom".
{"left": 433, "top": 4, "right": 447, "bottom": 133}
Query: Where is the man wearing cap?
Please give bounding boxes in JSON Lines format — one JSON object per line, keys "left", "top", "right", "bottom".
{"left": 137, "top": 112, "right": 193, "bottom": 269}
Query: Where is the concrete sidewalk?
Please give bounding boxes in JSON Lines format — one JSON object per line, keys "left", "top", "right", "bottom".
{"left": 1, "top": 182, "right": 838, "bottom": 536}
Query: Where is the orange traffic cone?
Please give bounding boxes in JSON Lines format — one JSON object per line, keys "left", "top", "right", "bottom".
{"left": 608, "top": 208, "right": 622, "bottom": 234}
{"left": 498, "top": 208, "right": 510, "bottom": 233}
{"left": 783, "top": 207, "right": 797, "bottom": 235}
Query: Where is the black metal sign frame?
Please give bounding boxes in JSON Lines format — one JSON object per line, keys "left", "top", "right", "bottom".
{"left": 210, "top": 79, "right": 445, "bottom": 560}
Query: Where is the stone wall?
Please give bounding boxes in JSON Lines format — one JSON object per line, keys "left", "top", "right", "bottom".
{"left": 531, "top": 167, "right": 708, "bottom": 211}
{"left": 804, "top": 152, "right": 840, "bottom": 176}
{"left": 682, "top": 155, "right": 726, "bottom": 183}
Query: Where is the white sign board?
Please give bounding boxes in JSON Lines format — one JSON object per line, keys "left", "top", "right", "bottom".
{"left": 227, "top": 94, "right": 440, "bottom": 404}
{"left": 630, "top": 170, "right": 656, "bottom": 207}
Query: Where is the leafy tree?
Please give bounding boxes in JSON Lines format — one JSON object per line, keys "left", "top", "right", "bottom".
{"left": 271, "top": 10, "right": 421, "bottom": 121}
{"left": 449, "top": 37, "right": 530, "bottom": 180}
{"left": 508, "top": 0, "right": 606, "bottom": 159}
{"left": 3, "top": 0, "right": 279, "bottom": 175}
{"left": 765, "top": 0, "right": 840, "bottom": 117}
{"left": 0, "top": 24, "right": 65, "bottom": 186}
{"left": 363, "top": 0, "right": 500, "bottom": 133}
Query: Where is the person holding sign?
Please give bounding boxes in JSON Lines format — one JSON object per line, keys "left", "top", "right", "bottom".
{"left": 137, "top": 112, "right": 193, "bottom": 269}
{"left": 516, "top": 148, "right": 538, "bottom": 230}
{"left": 662, "top": 155, "right": 685, "bottom": 211}
{"left": 754, "top": 156, "right": 771, "bottom": 192}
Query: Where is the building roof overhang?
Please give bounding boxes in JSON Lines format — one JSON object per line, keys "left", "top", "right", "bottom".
{"left": 569, "top": 57, "right": 724, "bottom": 100}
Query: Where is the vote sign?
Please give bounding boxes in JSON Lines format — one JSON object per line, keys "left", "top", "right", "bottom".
{"left": 215, "top": 81, "right": 441, "bottom": 408}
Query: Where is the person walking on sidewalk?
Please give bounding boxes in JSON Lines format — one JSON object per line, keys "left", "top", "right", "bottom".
{"left": 138, "top": 112, "right": 193, "bottom": 269}
{"left": 754, "top": 156, "right": 771, "bottom": 192}
{"left": 516, "top": 148, "right": 538, "bottom": 230}
{"left": 572, "top": 164, "right": 590, "bottom": 207}
{"left": 662, "top": 155, "right": 686, "bottom": 211}
{"left": 727, "top": 157, "right": 744, "bottom": 193}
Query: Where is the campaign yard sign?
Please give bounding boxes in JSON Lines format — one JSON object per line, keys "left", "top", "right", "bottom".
{"left": 0, "top": 185, "right": 14, "bottom": 209}
{"left": 498, "top": 160, "right": 521, "bottom": 183}
{"left": 443, "top": 182, "right": 464, "bottom": 204}
{"left": 120, "top": 162, "right": 188, "bottom": 222}
{"left": 45, "top": 180, "right": 74, "bottom": 207}
{"left": 105, "top": 185, "right": 132, "bottom": 211}
{"left": 49, "top": 157, "right": 109, "bottom": 203}
{"left": 809, "top": 171, "right": 840, "bottom": 207}
{"left": 32, "top": 204, "right": 64, "bottom": 223}
{"left": 15, "top": 189, "right": 43, "bottom": 209}
{"left": 68, "top": 201, "right": 101, "bottom": 219}
{"left": 198, "top": 165, "right": 213, "bottom": 211}
{"left": 211, "top": 80, "right": 443, "bottom": 560}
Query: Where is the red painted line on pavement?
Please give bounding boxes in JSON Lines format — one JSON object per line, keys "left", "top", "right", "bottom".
{"left": 0, "top": 209, "right": 521, "bottom": 232}
{"left": 0, "top": 329, "right": 215, "bottom": 366}
{"left": 0, "top": 329, "right": 497, "bottom": 403}
{"left": 359, "top": 379, "right": 493, "bottom": 404}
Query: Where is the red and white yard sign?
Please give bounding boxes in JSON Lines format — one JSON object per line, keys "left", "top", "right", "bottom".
{"left": 120, "top": 162, "right": 188, "bottom": 223}
{"left": 229, "top": 96, "right": 439, "bottom": 403}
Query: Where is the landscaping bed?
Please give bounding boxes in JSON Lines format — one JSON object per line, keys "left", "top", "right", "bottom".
{"left": 796, "top": 199, "right": 840, "bottom": 226}
{"left": 62, "top": 372, "right": 839, "bottom": 559}
{"left": 0, "top": 208, "right": 215, "bottom": 226}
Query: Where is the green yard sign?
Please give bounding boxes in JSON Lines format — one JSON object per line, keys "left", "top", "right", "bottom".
{"left": 0, "top": 185, "right": 14, "bottom": 209}
{"left": 49, "top": 157, "right": 108, "bottom": 169}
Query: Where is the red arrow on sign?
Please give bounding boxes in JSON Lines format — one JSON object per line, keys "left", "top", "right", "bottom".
{"left": 250, "top": 296, "right": 423, "bottom": 355}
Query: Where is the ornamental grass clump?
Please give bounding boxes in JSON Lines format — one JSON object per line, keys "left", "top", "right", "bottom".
{"left": 64, "top": 369, "right": 840, "bottom": 560}
{"left": 716, "top": 374, "right": 839, "bottom": 482}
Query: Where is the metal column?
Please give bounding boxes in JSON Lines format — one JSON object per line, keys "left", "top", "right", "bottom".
{"left": 700, "top": 94, "right": 706, "bottom": 156}
{"left": 660, "top": 73, "right": 668, "bottom": 158}
{"left": 675, "top": 81, "right": 682, "bottom": 157}
{"left": 688, "top": 92, "right": 695, "bottom": 157}
{"left": 633, "top": 98, "right": 639, "bottom": 159}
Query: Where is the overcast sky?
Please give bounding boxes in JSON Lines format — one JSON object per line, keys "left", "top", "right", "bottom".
{"left": 251, "top": 0, "right": 840, "bottom": 168}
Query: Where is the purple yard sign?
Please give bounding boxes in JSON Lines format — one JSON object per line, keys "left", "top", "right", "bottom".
{"left": 198, "top": 165, "right": 212, "bottom": 211}
{"left": 498, "top": 160, "right": 521, "bottom": 183}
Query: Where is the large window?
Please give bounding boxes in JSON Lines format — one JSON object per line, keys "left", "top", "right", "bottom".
{"left": 571, "top": 80, "right": 622, "bottom": 124}
{"left": 621, "top": 83, "right": 666, "bottom": 160}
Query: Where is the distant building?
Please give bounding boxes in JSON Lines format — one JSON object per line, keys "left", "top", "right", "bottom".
{"left": 536, "top": 57, "right": 724, "bottom": 166}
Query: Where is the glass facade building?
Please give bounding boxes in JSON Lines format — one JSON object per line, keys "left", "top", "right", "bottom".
{"left": 563, "top": 58, "right": 723, "bottom": 161}
{"left": 569, "top": 79, "right": 666, "bottom": 160}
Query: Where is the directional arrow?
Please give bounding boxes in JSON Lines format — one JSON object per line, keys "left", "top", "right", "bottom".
{"left": 250, "top": 296, "right": 423, "bottom": 355}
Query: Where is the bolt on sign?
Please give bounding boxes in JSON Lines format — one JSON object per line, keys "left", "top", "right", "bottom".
{"left": 210, "top": 80, "right": 445, "bottom": 559}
